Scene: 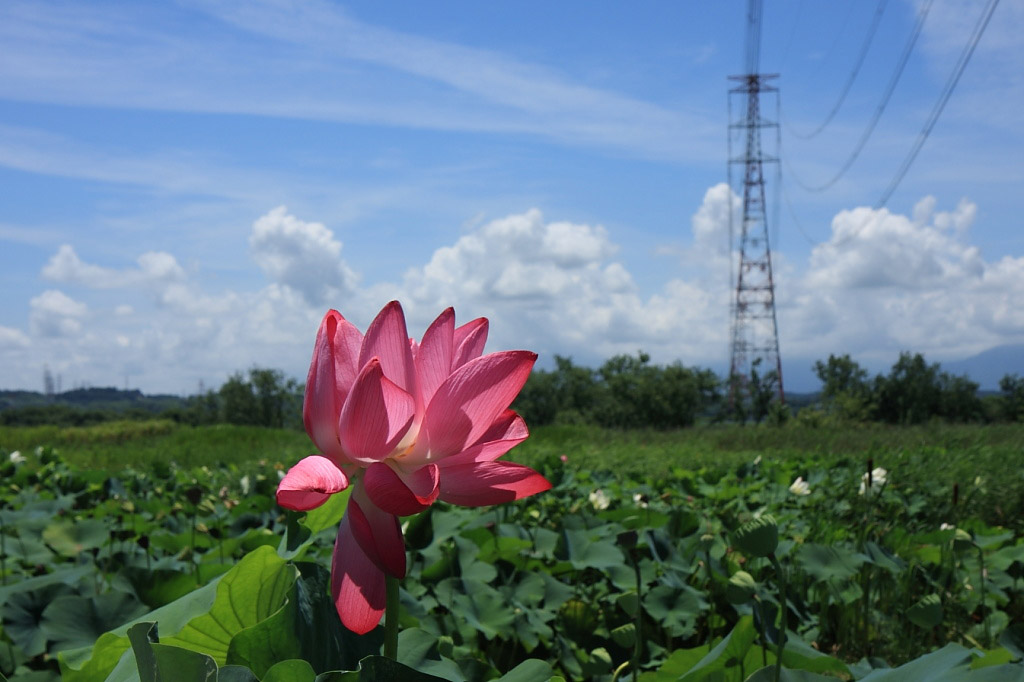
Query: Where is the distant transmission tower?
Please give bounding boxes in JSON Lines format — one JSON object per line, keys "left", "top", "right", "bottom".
{"left": 727, "top": 0, "right": 784, "bottom": 410}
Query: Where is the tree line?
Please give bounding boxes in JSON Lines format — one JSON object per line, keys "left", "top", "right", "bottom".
{"left": 3, "top": 353, "right": 1023, "bottom": 429}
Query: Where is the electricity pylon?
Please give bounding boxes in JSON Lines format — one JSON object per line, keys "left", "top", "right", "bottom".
{"left": 727, "top": 0, "right": 784, "bottom": 412}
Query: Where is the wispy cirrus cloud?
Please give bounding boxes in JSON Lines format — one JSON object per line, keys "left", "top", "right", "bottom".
{"left": 0, "top": 0, "right": 717, "bottom": 162}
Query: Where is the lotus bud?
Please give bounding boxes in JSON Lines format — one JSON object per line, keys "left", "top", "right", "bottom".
{"left": 907, "top": 593, "right": 943, "bottom": 629}
{"left": 952, "top": 528, "right": 975, "bottom": 552}
{"left": 726, "top": 570, "right": 758, "bottom": 604}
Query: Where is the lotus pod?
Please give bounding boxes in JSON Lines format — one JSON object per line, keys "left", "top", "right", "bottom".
{"left": 726, "top": 570, "right": 758, "bottom": 605}
{"left": 733, "top": 515, "right": 778, "bottom": 558}
{"left": 907, "top": 593, "right": 943, "bottom": 629}
{"left": 560, "top": 598, "right": 599, "bottom": 639}
{"left": 611, "top": 623, "right": 637, "bottom": 648}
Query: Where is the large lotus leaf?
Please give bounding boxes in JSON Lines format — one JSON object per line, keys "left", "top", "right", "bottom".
{"left": 217, "top": 666, "right": 260, "bottom": 682}
{"left": 642, "top": 585, "right": 706, "bottom": 639}
{"left": 127, "top": 622, "right": 217, "bottom": 682}
{"left": 558, "top": 528, "right": 624, "bottom": 570}
{"left": 0, "top": 566, "right": 91, "bottom": 606}
{"left": 2, "top": 583, "right": 77, "bottom": 657}
{"left": 227, "top": 561, "right": 381, "bottom": 677}
{"left": 121, "top": 568, "right": 203, "bottom": 609}
{"left": 856, "top": 642, "right": 973, "bottom": 680}
{"left": 4, "top": 534, "right": 55, "bottom": 566}
{"left": 263, "top": 659, "right": 316, "bottom": 682}
{"left": 59, "top": 632, "right": 135, "bottom": 682}
{"left": 395, "top": 628, "right": 467, "bottom": 681}
{"left": 495, "top": 660, "right": 556, "bottom": 681}
{"left": 795, "top": 543, "right": 867, "bottom": 583}
{"left": 278, "top": 488, "right": 351, "bottom": 560}
{"left": 40, "top": 591, "right": 149, "bottom": 652}
{"left": 314, "top": 655, "right": 451, "bottom": 681}
{"left": 676, "top": 615, "right": 756, "bottom": 682}
{"left": 42, "top": 519, "right": 109, "bottom": 557}
{"left": 744, "top": 667, "right": 843, "bottom": 681}
{"left": 777, "top": 632, "right": 851, "bottom": 676}
{"left": 435, "top": 578, "right": 516, "bottom": 640}
{"left": 161, "top": 545, "right": 295, "bottom": 664}
{"left": 637, "top": 644, "right": 711, "bottom": 680}
{"left": 60, "top": 545, "right": 286, "bottom": 681}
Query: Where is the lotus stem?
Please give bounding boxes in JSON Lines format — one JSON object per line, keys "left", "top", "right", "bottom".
{"left": 384, "top": 574, "right": 400, "bottom": 660}
{"left": 633, "top": 545, "right": 642, "bottom": 682}
{"left": 769, "top": 553, "right": 787, "bottom": 682}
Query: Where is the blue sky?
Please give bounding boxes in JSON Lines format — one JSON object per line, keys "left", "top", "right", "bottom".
{"left": 1, "top": 0, "right": 1022, "bottom": 395}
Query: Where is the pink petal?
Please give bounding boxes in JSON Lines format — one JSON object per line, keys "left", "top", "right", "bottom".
{"left": 276, "top": 455, "right": 350, "bottom": 510}
{"left": 338, "top": 358, "right": 415, "bottom": 463}
{"left": 358, "top": 301, "right": 416, "bottom": 396}
{"left": 348, "top": 485, "right": 407, "bottom": 577}
{"left": 303, "top": 311, "right": 363, "bottom": 463}
{"left": 424, "top": 350, "right": 536, "bottom": 457}
{"left": 452, "top": 317, "right": 488, "bottom": 369}
{"left": 414, "top": 308, "right": 454, "bottom": 411}
{"left": 332, "top": 514, "right": 385, "bottom": 634}
{"left": 436, "top": 410, "right": 529, "bottom": 467}
{"left": 364, "top": 462, "right": 440, "bottom": 516}
{"left": 438, "top": 461, "right": 551, "bottom": 507}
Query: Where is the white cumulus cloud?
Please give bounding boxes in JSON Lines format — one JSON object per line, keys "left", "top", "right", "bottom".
{"left": 250, "top": 206, "right": 357, "bottom": 306}
{"left": 786, "top": 197, "right": 1024, "bottom": 360}
{"left": 29, "top": 290, "right": 88, "bottom": 337}
{"left": 42, "top": 244, "right": 185, "bottom": 289}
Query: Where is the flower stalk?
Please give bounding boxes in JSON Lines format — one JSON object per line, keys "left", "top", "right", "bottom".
{"left": 384, "top": 574, "right": 400, "bottom": 660}
{"left": 768, "top": 553, "right": 787, "bottom": 682}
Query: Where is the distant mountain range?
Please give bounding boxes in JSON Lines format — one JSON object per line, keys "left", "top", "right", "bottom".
{"left": 781, "top": 343, "right": 1024, "bottom": 393}
{"left": 942, "top": 344, "right": 1024, "bottom": 390}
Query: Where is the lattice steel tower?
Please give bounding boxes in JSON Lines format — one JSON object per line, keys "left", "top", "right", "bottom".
{"left": 727, "top": 0, "right": 784, "bottom": 408}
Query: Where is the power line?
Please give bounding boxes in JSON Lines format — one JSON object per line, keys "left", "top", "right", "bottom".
{"left": 787, "top": 0, "right": 935, "bottom": 193}
{"left": 786, "top": 0, "right": 890, "bottom": 140}
{"left": 875, "top": 0, "right": 1001, "bottom": 208}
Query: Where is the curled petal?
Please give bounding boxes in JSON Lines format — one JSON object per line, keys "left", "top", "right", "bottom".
{"left": 304, "top": 311, "right": 361, "bottom": 463}
{"left": 424, "top": 351, "right": 536, "bottom": 457}
{"left": 364, "top": 462, "right": 440, "bottom": 516}
{"left": 436, "top": 410, "right": 529, "bottom": 467}
{"left": 358, "top": 301, "right": 416, "bottom": 396}
{"left": 452, "top": 317, "right": 488, "bottom": 370}
{"left": 339, "top": 359, "right": 415, "bottom": 463}
{"left": 332, "top": 514, "right": 385, "bottom": 634}
{"left": 347, "top": 485, "right": 406, "bottom": 577}
{"left": 438, "top": 461, "right": 551, "bottom": 507}
{"left": 276, "top": 455, "right": 349, "bottom": 511}
{"left": 414, "top": 308, "right": 454, "bottom": 411}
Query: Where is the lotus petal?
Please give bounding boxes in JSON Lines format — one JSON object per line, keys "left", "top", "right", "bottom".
{"left": 339, "top": 359, "right": 415, "bottom": 463}
{"left": 424, "top": 351, "right": 536, "bottom": 457}
{"left": 276, "top": 455, "right": 349, "bottom": 510}
{"left": 332, "top": 513, "right": 385, "bottom": 634}
{"left": 364, "top": 461, "right": 440, "bottom": 516}
{"left": 438, "top": 461, "right": 551, "bottom": 507}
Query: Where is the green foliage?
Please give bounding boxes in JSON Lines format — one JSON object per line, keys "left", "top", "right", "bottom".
{"left": 2, "top": 425, "right": 1024, "bottom": 680}
{"left": 514, "top": 352, "right": 721, "bottom": 429}
{"left": 999, "top": 374, "right": 1024, "bottom": 422}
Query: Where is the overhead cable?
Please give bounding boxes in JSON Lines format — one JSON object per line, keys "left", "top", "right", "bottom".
{"left": 875, "top": 0, "right": 1001, "bottom": 208}
{"left": 787, "top": 0, "right": 890, "bottom": 140}
{"left": 787, "top": 0, "right": 935, "bottom": 193}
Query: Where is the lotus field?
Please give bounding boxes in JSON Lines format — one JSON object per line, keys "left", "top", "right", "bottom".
{"left": 1, "top": 421, "right": 1022, "bottom": 682}
{"left": 2, "top": 301, "right": 1023, "bottom": 681}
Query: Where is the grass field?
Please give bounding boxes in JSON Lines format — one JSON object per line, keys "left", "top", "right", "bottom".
{"left": 4, "top": 418, "right": 1022, "bottom": 487}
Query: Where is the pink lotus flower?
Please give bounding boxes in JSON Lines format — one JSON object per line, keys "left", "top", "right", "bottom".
{"left": 276, "top": 301, "right": 550, "bottom": 634}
